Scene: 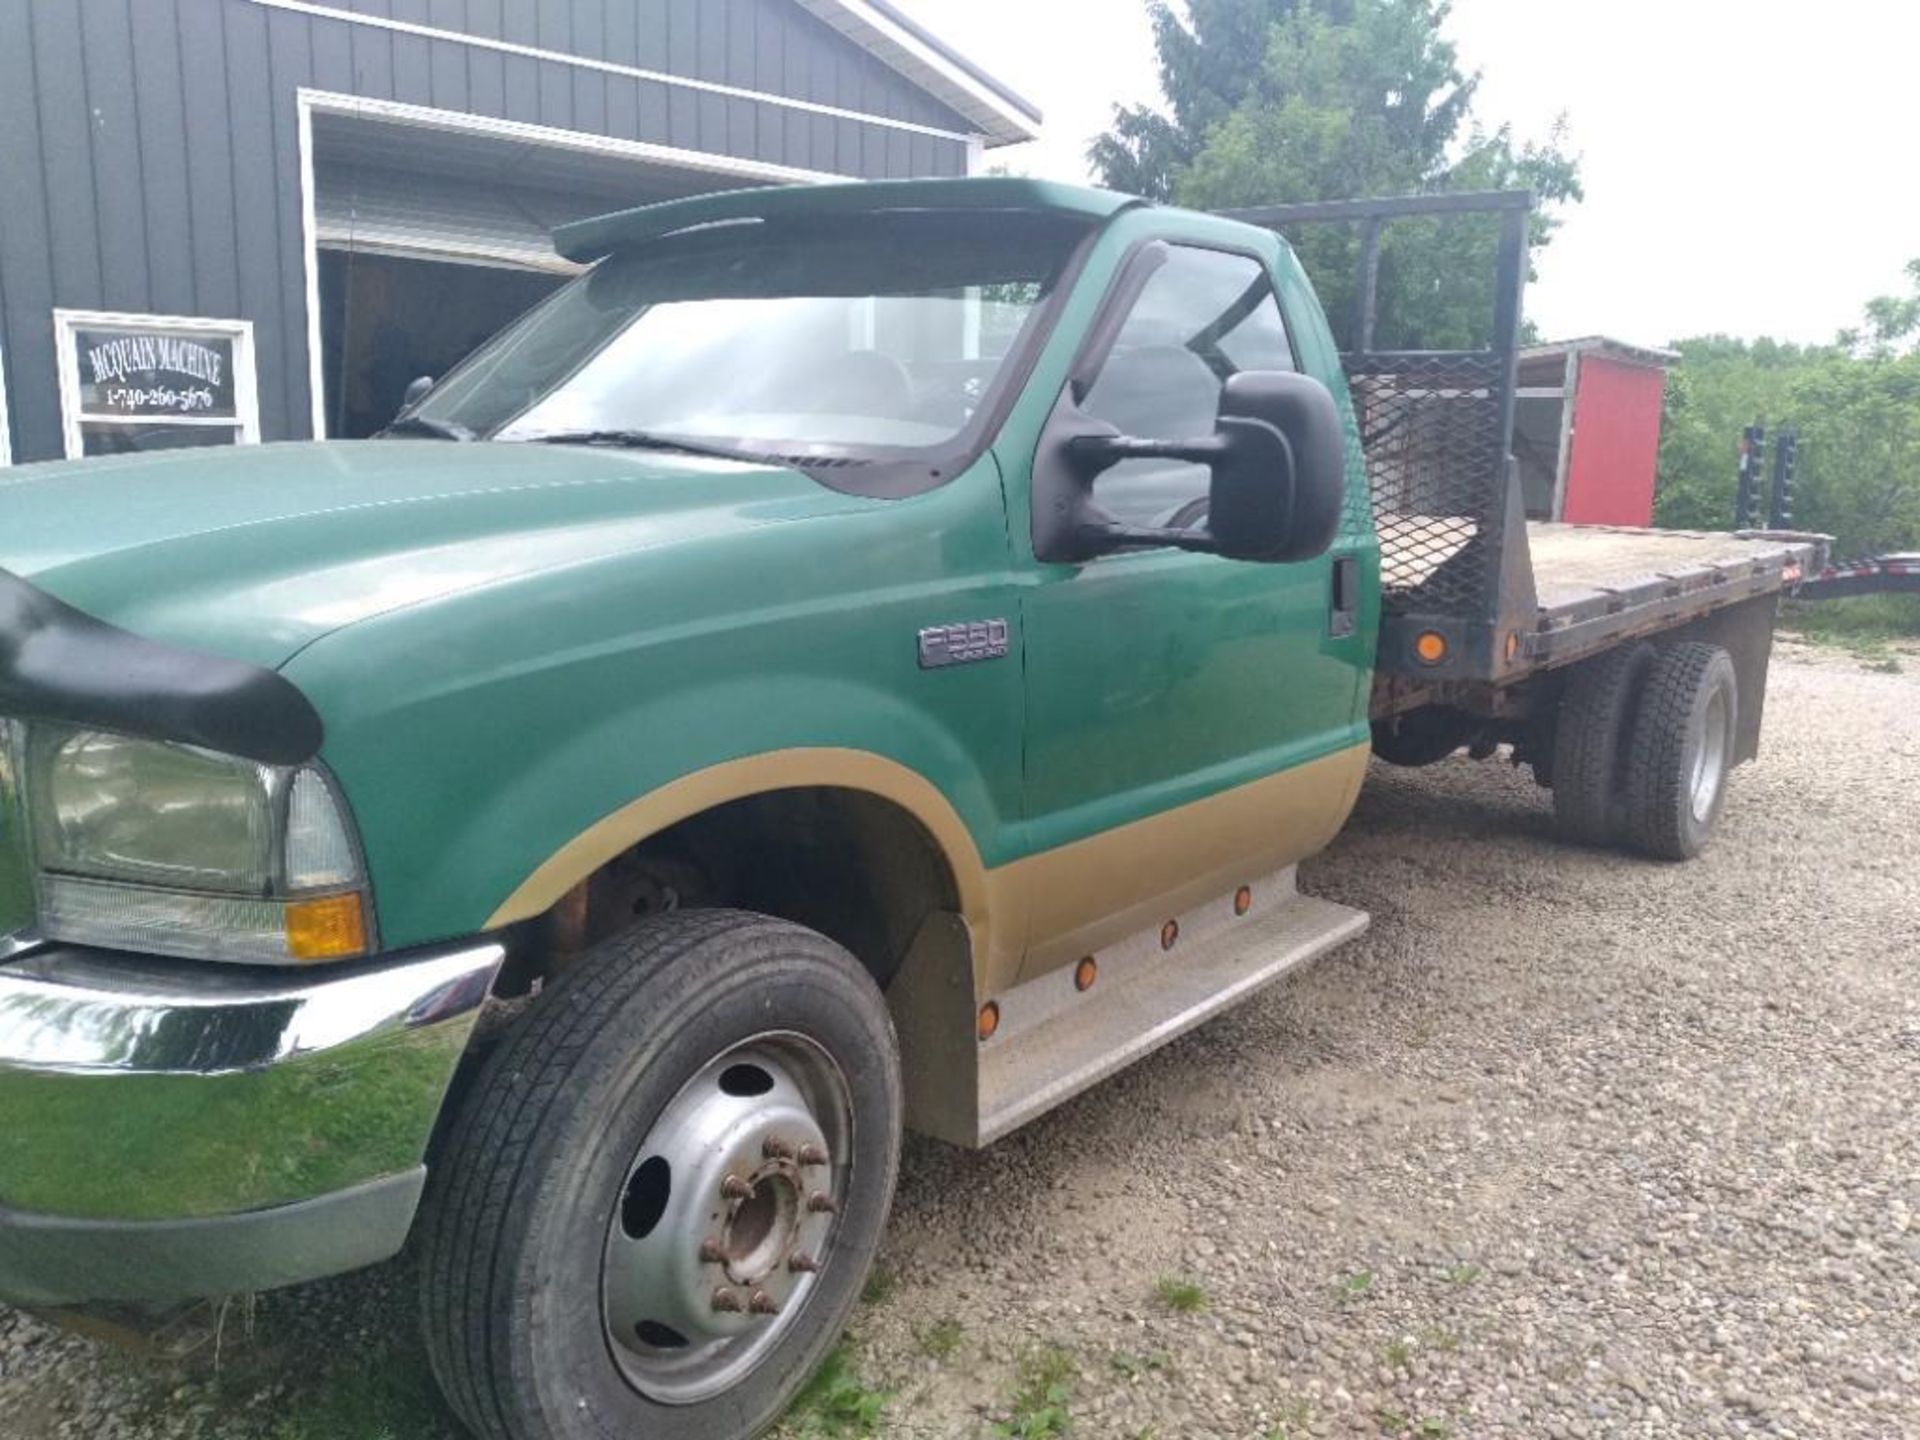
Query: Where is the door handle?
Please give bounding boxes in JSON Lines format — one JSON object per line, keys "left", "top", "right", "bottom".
{"left": 1329, "top": 555, "right": 1359, "bottom": 638}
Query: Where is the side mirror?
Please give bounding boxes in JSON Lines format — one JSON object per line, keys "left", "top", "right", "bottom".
{"left": 1205, "top": 370, "right": 1346, "bottom": 563}
{"left": 1036, "top": 370, "right": 1346, "bottom": 564}
{"left": 398, "top": 375, "right": 435, "bottom": 415}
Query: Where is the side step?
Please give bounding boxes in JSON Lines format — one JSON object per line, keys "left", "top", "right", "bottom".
{"left": 975, "top": 869, "right": 1368, "bottom": 1145}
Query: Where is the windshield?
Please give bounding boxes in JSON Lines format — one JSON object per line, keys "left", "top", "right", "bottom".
{"left": 406, "top": 209, "right": 1094, "bottom": 470}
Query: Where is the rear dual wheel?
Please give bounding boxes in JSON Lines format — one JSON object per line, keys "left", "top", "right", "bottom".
{"left": 1622, "top": 642, "right": 1739, "bottom": 859}
{"left": 1551, "top": 640, "right": 1739, "bottom": 859}
{"left": 420, "top": 910, "right": 902, "bottom": 1440}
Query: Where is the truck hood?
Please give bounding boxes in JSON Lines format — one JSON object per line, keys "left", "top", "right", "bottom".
{"left": 0, "top": 441, "right": 865, "bottom": 669}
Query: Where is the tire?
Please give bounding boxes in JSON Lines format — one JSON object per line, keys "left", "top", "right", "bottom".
{"left": 419, "top": 910, "right": 902, "bottom": 1440}
{"left": 1551, "top": 642, "right": 1656, "bottom": 846}
{"left": 1370, "top": 708, "right": 1476, "bottom": 768}
{"left": 1622, "top": 642, "right": 1739, "bottom": 860}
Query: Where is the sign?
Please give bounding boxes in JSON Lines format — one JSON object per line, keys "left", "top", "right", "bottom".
{"left": 72, "top": 325, "right": 238, "bottom": 420}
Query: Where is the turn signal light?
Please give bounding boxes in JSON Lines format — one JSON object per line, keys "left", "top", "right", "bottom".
{"left": 1414, "top": 631, "right": 1449, "bottom": 665}
{"left": 286, "top": 892, "right": 369, "bottom": 961}
{"left": 1233, "top": 885, "right": 1253, "bottom": 916}
{"left": 976, "top": 1001, "right": 1001, "bottom": 1042}
{"left": 1074, "top": 956, "right": 1098, "bottom": 991}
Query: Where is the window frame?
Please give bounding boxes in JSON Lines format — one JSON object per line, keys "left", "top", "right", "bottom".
{"left": 53, "top": 308, "right": 262, "bottom": 461}
{"left": 1068, "top": 236, "right": 1301, "bottom": 539}
{"left": 0, "top": 336, "right": 12, "bottom": 467}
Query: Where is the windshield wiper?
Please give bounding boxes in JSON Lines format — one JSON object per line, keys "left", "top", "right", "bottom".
{"left": 381, "top": 414, "right": 474, "bottom": 441}
{"left": 517, "top": 429, "right": 759, "bottom": 463}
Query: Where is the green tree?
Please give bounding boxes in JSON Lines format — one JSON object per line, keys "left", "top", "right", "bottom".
{"left": 1654, "top": 267, "right": 1920, "bottom": 560}
{"left": 1092, "top": 0, "right": 1581, "bottom": 349}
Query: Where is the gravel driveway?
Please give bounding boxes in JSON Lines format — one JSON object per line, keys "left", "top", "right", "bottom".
{"left": 5, "top": 639, "right": 1916, "bottom": 1439}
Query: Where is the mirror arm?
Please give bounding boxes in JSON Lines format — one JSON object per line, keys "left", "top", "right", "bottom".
{"left": 1073, "top": 521, "right": 1221, "bottom": 555}
{"left": 1067, "top": 432, "right": 1229, "bottom": 476}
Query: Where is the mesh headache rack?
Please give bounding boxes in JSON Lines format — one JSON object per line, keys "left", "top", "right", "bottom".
{"left": 1220, "top": 190, "right": 1540, "bottom": 684}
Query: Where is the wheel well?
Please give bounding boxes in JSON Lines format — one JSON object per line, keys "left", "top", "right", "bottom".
{"left": 499, "top": 787, "right": 962, "bottom": 995}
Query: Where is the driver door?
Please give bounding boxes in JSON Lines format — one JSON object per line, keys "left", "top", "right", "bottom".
{"left": 1015, "top": 237, "right": 1369, "bottom": 978}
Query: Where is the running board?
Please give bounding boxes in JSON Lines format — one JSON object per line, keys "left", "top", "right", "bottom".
{"left": 891, "top": 869, "right": 1368, "bottom": 1148}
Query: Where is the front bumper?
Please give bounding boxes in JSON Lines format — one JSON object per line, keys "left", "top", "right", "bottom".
{"left": 0, "top": 935, "right": 504, "bottom": 1305}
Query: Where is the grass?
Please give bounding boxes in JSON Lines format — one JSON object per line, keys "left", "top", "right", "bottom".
{"left": 1264, "top": 1398, "right": 1319, "bottom": 1439}
{"left": 1444, "top": 1263, "right": 1481, "bottom": 1287}
{"left": 1336, "top": 1269, "right": 1374, "bottom": 1299}
{"left": 1782, "top": 594, "right": 1920, "bottom": 670}
{"left": 859, "top": 1265, "right": 896, "bottom": 1305}
{"left": 783, "top": 1345, "right": 891, "bottom": 1437}
{"left": 1108, "top": 1349, "right": 1173, "bottom": 1380}
{"left": 263, "top": 1346, "right": 457, "bottom": 1440}
{"left": 1152, "top": 1275, "right": 1208, "bottom": 1313}
{"left": 914, "top": 1316, "right": 963, "bottom": 1360}
{"left": 994, "top": 1344, "right": 1075, "bottom": 1439}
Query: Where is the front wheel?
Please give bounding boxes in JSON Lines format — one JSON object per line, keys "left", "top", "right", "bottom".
{"left": 419, "top": 910, "right": 902, "bottom": 1440}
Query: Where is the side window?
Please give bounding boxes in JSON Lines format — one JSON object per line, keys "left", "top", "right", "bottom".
{"left": 1080, "top": 246, "right": 1295, "bottom": 531}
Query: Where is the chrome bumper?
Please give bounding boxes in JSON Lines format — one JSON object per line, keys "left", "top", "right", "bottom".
{"left": 0, "top": 936, "right": 504, "bottom": 1304}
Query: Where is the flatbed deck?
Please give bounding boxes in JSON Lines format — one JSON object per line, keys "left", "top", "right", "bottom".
{"left": 1513, "top": 523, "right": 1824, "bottom": 668}
{"left": 1372, "top": 522, "right": 1826, "bottom": 709}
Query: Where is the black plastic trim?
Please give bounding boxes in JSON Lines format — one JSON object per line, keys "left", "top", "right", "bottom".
{"left": 0, "top": 569, "right": 324, "bottom": 765}
{"left": 0, "top": 1168, "right": 424, "bottom": 1306}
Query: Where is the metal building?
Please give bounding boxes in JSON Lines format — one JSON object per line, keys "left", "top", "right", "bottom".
{"left": 0, "top": 0, "right": 1040, "bottom": 465}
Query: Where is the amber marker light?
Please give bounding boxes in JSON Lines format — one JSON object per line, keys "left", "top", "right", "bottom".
{"left": 1414, "top": 630, "right": 1448, "bottom": 665}
{"left": 1233, "top": 885, "right": 1253, "bottom": 916}
{"left": 1074, "top": 956, "right": 1098, "bottom": 991}
{"left": 976, "top": 1001, "right": 1001, "bottom": 1042}
{"left": 1160, "top": 919, "right": 1180, "bottom": 951}
{"left": 286, "top": 893, "right": 370, "bottom": 962}
{"left": 1505, "top": 630, "right": 1521, "bottom": 663}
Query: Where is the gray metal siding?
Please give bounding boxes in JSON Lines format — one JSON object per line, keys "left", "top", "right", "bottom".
{"left": 0, "top": 0, "right": 974, "bottom": 462}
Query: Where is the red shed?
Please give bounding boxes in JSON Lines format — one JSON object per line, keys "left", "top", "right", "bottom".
{"left": 1513, "top": 337, "right": 1676, "bottom": 527}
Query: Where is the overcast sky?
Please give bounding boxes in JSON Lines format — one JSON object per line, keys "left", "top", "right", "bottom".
{"left": 898, "top": 0, "right": 1920, "bottom": 347}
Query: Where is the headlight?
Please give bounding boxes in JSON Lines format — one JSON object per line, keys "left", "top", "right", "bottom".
{"left": 24, "top": 724, "right": 373, "bottom": 965}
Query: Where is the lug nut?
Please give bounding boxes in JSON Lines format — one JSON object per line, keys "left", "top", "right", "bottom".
{"left": 762, "top": 1136, "right": 796, "bottom": 1160}
{"left": 807, "top": 1192, "right": 837, "bottom": 1215}
{"left": 720, "top": 1174, "right": 753, "bottom": 1200}
{"left": 698, "top": 1238, "right": 727, "bottom": 1264}
{"left": 788, "top": 1252, "right": 820, "bottom": 1274}
{"left": 797, "top": 1143, "right": 829, "bottom": 1167}
{"left": 748, "top": 1290, "right": 781, "bottom": 1315}
{"left": 712, "top": 1287, "right": 745, "bottom": 1313}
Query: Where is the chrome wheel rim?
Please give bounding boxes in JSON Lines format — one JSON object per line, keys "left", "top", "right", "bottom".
{"left": 1690, "top": 687, "right": 1731, "bottom": 823}
{"left": 601, "top": 1033, "right": 853, "bottom": 1405}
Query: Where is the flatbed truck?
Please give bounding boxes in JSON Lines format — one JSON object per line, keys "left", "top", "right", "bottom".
{"left": 0, "top": 178, "right": 1824, "bottom": 1440}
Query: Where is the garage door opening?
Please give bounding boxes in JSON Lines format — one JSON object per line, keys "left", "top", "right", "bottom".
{"left": 303, "top": 98, "right": 802, "bottom": 442}
{"left": 318, "top": 250, "right": 560, "bottom": 438}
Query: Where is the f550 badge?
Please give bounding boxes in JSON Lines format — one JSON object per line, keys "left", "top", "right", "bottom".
{"left": 917, "top": 618, "right": 1010, "bottom": 669}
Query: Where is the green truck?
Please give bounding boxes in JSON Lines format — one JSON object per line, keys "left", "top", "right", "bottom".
{"left": 0, "top": 179, "right": 1821, "bottom": 1440}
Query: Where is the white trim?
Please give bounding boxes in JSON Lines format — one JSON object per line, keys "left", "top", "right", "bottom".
{"left": 300, "top": 91, "right": 844, "bottom": 187}
{"left": 1551, "top": 348, "right": 1579, "bottom": 522}
{"left": 295, "top": 89, "right": 848, "bottom": 439}
{"left": 297, "top": 96, "right": 327, "bottom": 439}
{"left": 0, "top": 339, "right": 12, "bottom": 466}
{"left": 799, "top": 0, "right": 1038, "bottom": 143}
{"left": 965, "top": 135, "right": 987, "bottom": 176}
{"left": 251, "top": 0, "right": 978, "bottom": 143}
{"left": 52, "top": 309, "right": 262, "bottom": 461}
